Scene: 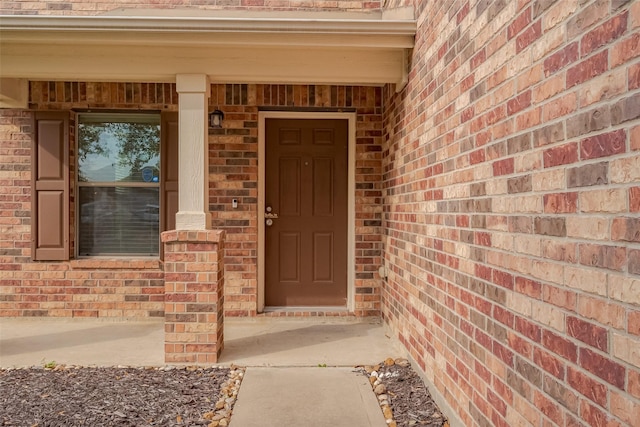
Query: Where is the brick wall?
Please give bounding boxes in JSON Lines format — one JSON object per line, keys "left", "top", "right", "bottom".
{"left": 208, "top": 84, "right": 384, "bottom": 316}
{"left": 381, "top": 0, "right": 640, "bottom": 426}
{"left": 163, "top": 230, "right": 225, "bottom": 364}
{"left": 0, "top": 81, "right": 383, "bottom": 318}
{"left": 0, "top": 91, "right": 171, "bottom": 318}
{"left": 0, "top": 0, "right": 381, "bottom": 15}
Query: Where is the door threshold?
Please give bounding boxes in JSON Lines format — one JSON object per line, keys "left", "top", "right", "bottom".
{"left": 260, "top": 306, "right": 352, "bottom": 317}
{"left": 264, "top": 306, "right": 348, "bottom": 312}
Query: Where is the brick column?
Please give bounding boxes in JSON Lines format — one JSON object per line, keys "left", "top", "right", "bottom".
{"left": 162, "top": 230, "right": 224, "bottom": 364}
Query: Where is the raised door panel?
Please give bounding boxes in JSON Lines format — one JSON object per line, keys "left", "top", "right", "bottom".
{"left": 279, "top": 232, "right": 301, "bottom": 283}
{"left": 313, "top": 128, "right": 334, "bottom": 146}
{"left": 313, "top": 157, "right": 334, "bottom": 217}
{"left": 279, "top": 157, "right": 301, "bottom": 217}
{"left": 313, "top": 232, "right": 334, "bottom": 283}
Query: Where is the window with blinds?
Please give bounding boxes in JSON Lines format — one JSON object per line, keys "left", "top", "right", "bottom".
{"left": 77, "top": 113, "right": 161, "bottom": 257}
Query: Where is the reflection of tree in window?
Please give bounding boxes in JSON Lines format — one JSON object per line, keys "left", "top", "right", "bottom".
{"left": 78, "top": 122, "right": 160, "bottom": 183}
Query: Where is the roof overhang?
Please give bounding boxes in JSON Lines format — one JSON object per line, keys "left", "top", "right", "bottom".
{"left": 0, "top": 9, "right": 416, "bottom": 107}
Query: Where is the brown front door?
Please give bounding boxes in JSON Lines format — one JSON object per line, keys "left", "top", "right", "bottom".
{"left": 265, "top": 118, "right": 348, "bottom": 306}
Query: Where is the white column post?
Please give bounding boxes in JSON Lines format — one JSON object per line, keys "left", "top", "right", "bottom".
{"left": 175, "top": 74, "right": 211, "bottom": 230}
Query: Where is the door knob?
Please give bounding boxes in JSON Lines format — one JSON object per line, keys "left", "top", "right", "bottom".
{"left": 265, "top": 206, "right": 278, "bottom": 219}
{"left": 266, "top": 219, "right": 273, "bottom": 227}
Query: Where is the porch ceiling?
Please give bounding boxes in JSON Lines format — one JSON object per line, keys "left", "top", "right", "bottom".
{"left": 0, "top": 9, "right": 416, "bottom": 107}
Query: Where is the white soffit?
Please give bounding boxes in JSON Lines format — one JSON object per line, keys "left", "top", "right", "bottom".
{"left": 0, "top": 9, "right": 416, "bottom": 88}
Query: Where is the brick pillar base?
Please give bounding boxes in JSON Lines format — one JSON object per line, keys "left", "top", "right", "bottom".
{"left": 162, "top": 230, "right": 225, "bottom": 364}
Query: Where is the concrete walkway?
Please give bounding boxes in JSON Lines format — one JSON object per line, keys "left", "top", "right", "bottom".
{"left": 0, "top": 316, "right": 404, "bottom": 367}
{"left": 220, "top": 316, "right": 405, "bottom": 366}
{"left": 0, "top": 317, "right": 405, "bottom": 427}
{"left": 229, "top": 367, "right": 386, "bottom": 427}
{"left": 0, "top": 317, "right": 164, "bottom": 367}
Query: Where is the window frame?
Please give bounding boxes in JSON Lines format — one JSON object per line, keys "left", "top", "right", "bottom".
{"left": 75, "top": 112, "right": 162, "bottom": 258}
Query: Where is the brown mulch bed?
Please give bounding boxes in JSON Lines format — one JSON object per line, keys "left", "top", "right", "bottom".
{"left": 1, "top": 361, "right": 445, "bottom": 427}
{"left": 364, "top": 359, "right": 448, "bottom": 427}
{"left": 0, "top": 366, "right": 230, "bottom": 426}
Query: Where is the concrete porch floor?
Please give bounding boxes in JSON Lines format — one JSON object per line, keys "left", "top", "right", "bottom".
{"left": 0, "top": 316, "right": 406, "bottom": 368}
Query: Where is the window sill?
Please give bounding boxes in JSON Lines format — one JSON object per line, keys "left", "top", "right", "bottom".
{"left": 70, "top": 258, "right": 162, "bottom": 270}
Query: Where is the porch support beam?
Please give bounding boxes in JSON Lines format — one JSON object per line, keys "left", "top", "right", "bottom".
{"left": 0, "top": 14, "right": 416, "bottom": 87}
{"left": 175, "top": 74, "right": 211, "bottom": 230}
{"left": 0, "top": 78, "right": 28, "bottom": 108}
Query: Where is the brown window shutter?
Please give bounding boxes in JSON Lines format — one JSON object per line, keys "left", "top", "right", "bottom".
{"left": 161, "top": 111, "right": 179, "bottom": 235}
{"left": 32, "top": 112, "right": 69, "bottom": 261}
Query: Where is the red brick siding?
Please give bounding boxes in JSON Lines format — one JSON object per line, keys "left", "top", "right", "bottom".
{"left": 0, "top": 0, "right": 381, "bottom": 15}
{"left": 163, "top": 230, "right": 224, "bottom": 364}
{"left": 382, "top": 0, "right": 640, "bottom": 426}
{"left": 0, "top": 85, "right": 173, "bottom": 318}
{"left": 208, "top": 84, "right": 383, "bottom": 316}
{"left": 0, "top": 82, "right": 383, "bottom": 318}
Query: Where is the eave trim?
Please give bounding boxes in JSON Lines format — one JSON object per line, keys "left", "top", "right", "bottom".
{"left": 0, "top": 13, "right": 416, "bottom": 89}
{"left": 0, "top": 15, "right": 416, "bottom": 44}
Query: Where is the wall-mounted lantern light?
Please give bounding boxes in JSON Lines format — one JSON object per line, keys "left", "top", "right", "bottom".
{"left": 209, "top": 109, "right": 224, "bottom": 128}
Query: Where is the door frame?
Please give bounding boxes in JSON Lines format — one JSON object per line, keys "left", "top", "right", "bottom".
{"left": 257, "top": 111, "right": 356, "bottom": 312}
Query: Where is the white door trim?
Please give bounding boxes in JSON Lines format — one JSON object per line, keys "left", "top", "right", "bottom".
{"left": 257, "top": 111, "right": 356, "bottom": 312}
